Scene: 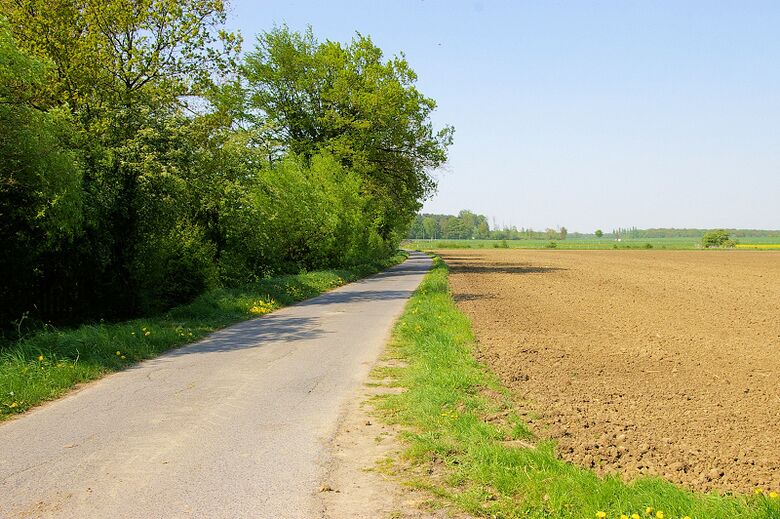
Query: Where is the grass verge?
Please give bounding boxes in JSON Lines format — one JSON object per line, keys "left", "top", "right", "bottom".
{"left": 0, "top": 252, "right": 407, "bottom": 420}
{"left": 376, "top": 255, "right": 780, "bottom": 519}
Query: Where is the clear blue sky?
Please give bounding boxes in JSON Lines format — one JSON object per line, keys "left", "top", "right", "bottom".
{"left": 226, "top": 1, "right": 780, "bottom": 232}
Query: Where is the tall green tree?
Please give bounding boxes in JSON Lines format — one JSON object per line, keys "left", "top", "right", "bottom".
{"left": 2, "top": 1, "right": 241, "bottom": 317}
{"left": 242, "top": 27, "right": 453, "bottom": 242}
{"left": 0, "top": 19, "right": 83, "bottom": 325}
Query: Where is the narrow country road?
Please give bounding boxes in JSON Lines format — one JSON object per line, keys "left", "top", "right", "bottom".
{"left": 0, "top": 251, "right": 431, "bottom": 519}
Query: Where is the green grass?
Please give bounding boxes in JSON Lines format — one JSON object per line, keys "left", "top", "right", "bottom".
{"left": 404, "top": 237, "right": 780, "bottom": 251}
{"left": 375, "top": 256, "right": 780, "bottom": 519}
{"left": 0, "top": 252, "right": 407, "bottom": 420}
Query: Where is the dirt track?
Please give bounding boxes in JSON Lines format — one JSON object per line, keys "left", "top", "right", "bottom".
{"left": 440, "top": 249, "right": 780, "bottom": 494}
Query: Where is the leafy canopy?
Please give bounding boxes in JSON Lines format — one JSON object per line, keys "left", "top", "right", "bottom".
{"left": 242, "top": 26, "right": 453, "bottom": 232}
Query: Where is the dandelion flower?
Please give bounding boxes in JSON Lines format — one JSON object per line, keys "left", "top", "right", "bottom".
{"left": 10, "top": 402, "right": 18, "bottom": 408}
{"left": 755, "top": 488, "right": 763, "bottom": 495}
{"left": 682, "top": 516, "right": 691, "bottom": 519}
{"left": 115, "top": 351, "right": 121, "bottom": 356}
{"left": 632, "top": 515, "right": 640, "bottom": 519}
{"left": 770, "top": 491, "right": 778, "bottom": 499}
{"left": 656, "top": 512, "right": 664, "bottom": 519}
{"left": 37, "top": 355, "right": 44, "bottom": 361}
{"left": 645, "top": 508, "right": 653, "bottom": 516}
{"left": 121, "top": 355, "right": 126, "bottom": 360}
{"left": 596, "top": 512, "right": 606, "bottom": 518}
{"left": 621, "top": 515, "right": 629, "bottom": 519}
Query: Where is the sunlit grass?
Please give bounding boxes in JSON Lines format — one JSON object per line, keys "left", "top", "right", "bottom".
{"left": 0, "top": 253, "right": 406, "bottom": 419}
{"left": 376, "top": 256, "right": 780, "bottom": 519}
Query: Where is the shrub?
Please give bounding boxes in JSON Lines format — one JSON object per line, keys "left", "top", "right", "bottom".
{"left": 133, "top": 224, "right": 218, "bottom": 313}
{"left": 545, "top": 241, "right": 558, "bottom": 249}
{"left": 702, "top": 230, "right": 732, "bottom": 248}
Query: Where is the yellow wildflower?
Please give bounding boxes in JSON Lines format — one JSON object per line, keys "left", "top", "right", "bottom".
{"left": 682, "top": 516, "right": 691, "bottom": 519}
{"left": 37, "top": 355, "right": 44, "bottom": 361}
{"left": 645, "top": 508, "right": 653, "bottom": 516}
{"left": 10, "top": 402, "right": 18, "bottom": 408}
{"left": 769, "top": 491, "right": 778, "bottom": 499}
{"left": 755, "top": 488, "right": 763, "bottom": 495}
{"left": 121, "top": 355, "right": 126, "bottom": 360}
{"left": 144, "top": 331, "right": 150, "bottom": 336}
{"left": 632, "top": 515, "right": 640, "bottom": 519}
{"left": 596, "top": 512, "right": 606, "bottom": 519}
{"left": 115, "top": 351, "right": 121, "bottom": 356}
{"left": 621, "top": 515, "right": 629, "bottom": 519}
{"left": 655, "top": 512, "right": 664, "bottom": 519}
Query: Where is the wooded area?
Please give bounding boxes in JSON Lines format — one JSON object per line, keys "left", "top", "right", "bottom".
{"left": 0, "top": 1, "right": 452, "bottom": 329}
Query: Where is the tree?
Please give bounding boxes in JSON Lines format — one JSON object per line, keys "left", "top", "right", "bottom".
{"left": 0, "top": 18, "right": 83, "bottom": 325}
{"left": 2, "top": 0, "right": 242, "bottom": 318}
{"left": 702, "top": 229, "right": 735, "bottom": 248}
{"left": 595, "top": 229, "right": 603, "bottom": 238}
{"left": 422, "top": 216, "right": 439, "bottom": 240}
{"left": 559, "top": 226, "right": 568, "bottom": 240}
{"left": 242, "top": 27, "right": 453, "bottom": 241}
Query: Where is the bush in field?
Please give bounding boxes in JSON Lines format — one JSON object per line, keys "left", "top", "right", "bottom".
{"left": 595, "top": 229, "right": 603, "bottom": 238}
{"left": 702, "top": 230, "right": 734, "bottom": 248}
{"left": 545, "top": 241, "right": 558, "bottom": 249}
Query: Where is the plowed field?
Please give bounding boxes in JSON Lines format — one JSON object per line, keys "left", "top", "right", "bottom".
{"left": 440, "top": 249, "right": 780, "bottom": 494}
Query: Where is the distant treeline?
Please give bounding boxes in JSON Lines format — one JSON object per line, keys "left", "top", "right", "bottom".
{"left": 408, "top": 212, "right": 778, "bottom": 241}
{"left": 408, "top": 212, "right": 568, "bottom": 240}
{"left": 597, "top": 228, "right": 780, "bottom": 239}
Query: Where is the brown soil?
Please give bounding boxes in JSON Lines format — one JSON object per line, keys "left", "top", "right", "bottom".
{"left": 439, "top": 249, "right": 780, "bottom": 494}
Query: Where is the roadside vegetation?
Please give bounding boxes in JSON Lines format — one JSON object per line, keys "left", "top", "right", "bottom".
{"left": 0, "top": 253, "right": 405, "bottom": 419}
{"left": 0, "top": 4, "right": 451, "bottom": 333}
{"left": 376, "top": 256, "right": 780, "bottom": 519}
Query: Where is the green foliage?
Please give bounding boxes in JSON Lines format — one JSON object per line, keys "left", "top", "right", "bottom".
{"left": 595, "top": 229, "right": 604, "bottom": 238}
{"left": 133, "top": 223, "right": 219, "bottom": 313}
{"left": 242, "top": 26, "right": 453, "bottom": 240}
{"left": 0, "top": 19, "right": 84, "bottom": 326}
{"left": 0, "top": 9, "right": 448, "bottom": 329}
{"left": 376, "top": 257, "right": 780, "bottom": 518}
{"left": 409, "top": 211, "right": 490, "bottom": 240}
{"left": 545, "top": 241, "right": 558, "bottom": 249}
{"left": 702, "top": 230, "right": 734, "bottom": 248}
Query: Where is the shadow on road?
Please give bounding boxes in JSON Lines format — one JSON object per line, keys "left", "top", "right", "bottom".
{"left": 155, "top": 257, "right": 431, "bottom": 358}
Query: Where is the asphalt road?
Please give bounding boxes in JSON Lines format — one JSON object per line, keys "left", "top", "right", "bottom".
{"left": 0, "top": 251, "right": 431, "bottom": 519}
